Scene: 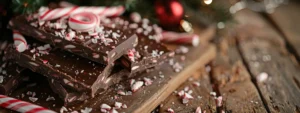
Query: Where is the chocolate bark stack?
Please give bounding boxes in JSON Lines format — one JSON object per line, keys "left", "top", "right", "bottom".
{"left": 2, "top": 7, "right": 174, "bottom": 108}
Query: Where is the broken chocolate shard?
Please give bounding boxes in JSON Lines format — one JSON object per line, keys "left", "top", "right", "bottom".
{"left": 4, "top": 72, "right": 64, "bottom": 112}
{"left": 0, "top": 62, "right": 26, "bottom": 95}
{"left": 6, "top": 39, "right": 121, "bottom": 97}
{"left": 48, "top": 66, "right": 130, "bottom": 106}
{"left": 102, "top": 17, "right": 174, "bottom": 73}
{"left": 0, "top": 41, "right": 27, "bottom": 95}
{"left": 48, "top": 79, "right": 89, "bottom": 106}
{"left": 9, "top": 15, "right": 138, "bottom": 65}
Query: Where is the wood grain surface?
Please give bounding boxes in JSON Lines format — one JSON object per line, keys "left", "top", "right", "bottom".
{"left": 235, "top": 9, "right": 300, "bottom": 113}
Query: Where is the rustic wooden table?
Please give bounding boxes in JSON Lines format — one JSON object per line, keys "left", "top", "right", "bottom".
{"left": 159, "top": 1, "right": 300, "bottom": 113}
{"left": 1, "top": 1, "right": 300, "bottom": 113}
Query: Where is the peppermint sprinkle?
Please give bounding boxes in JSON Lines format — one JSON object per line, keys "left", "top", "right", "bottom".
{"left": 129, "top": 79, "right": 136, "bottom": 86}
{"left": 81, "top": 107, "right": 92, "bottom": 113}
{"left": 0, "top": 76, "right": 3, "bottom": 83}
{"left": 216, "top": 96, "right": 223, "bottom": 107}
{"left": 29, "top": 97, "right": 38, "bottom": 102}
{"left": 131, "top": 81, "right": 144, "bottom": 92}
{"left": 46, "top": 96, "right": 55, "bottom": 101}
{"left": 176, "top": 46, "right": 189, "bottom": 54}
{"left": 210, "top": 92, "right": 217, "bottom": 97}
{"left": 100, "top": 104, "right": 111, "bottom": 112}
{"left": 192, "top": 82, "right": 200, "bottom": 87}
{"left": 112, "top": 32, "right": 120, "bottom": 39}
{"left": 173, "top": 62, "right": 183, "bottom": 72}
{"left": 122, "top": 104, "right": 127, "bottom": 109}
{"left": 195, "top": 107, "right": 202, "bottom": 113}
{"left": 114, "top": 102, "right": 122, "bottom": 109}
{"left": 55, "top": 64, "right": 61, "bottom": 68}
{"left": 257, "top": 72, "right": 268, "bottom": 82}
{"left": 177, "top": 90, "right": 184, "bottom": 97}
{"left": 117, "top": 90, "right": 126, "bottom": 96}
{"left": 167, "top": 108, "right": 174, "bottom": 113}
{"left": 143, "top": 77, "right": 153, "bottom": 86}
{"left": 60, "top": 106, "right": 68, "bottom": 113}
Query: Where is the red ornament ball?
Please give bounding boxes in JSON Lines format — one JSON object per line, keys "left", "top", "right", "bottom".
{"left": 155, "top": 0, "right": 184, "bottom": 27}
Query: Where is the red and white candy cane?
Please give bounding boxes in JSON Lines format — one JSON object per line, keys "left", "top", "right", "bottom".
{"left": 161, "top": 31, "right": 200, "bottom": 47}
{"left": 0, "top": 95, "right": 55, "bottom": 113}
{"left": 39, "top": 6, "right": 125, "bottom": 21}
{"left": 13, "top": 30, "right": 27, "bottom": 52}
{"left": 68, "top": 12, "right": 100, "bottom": 32}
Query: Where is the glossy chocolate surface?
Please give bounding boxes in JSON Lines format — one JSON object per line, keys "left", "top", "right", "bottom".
{"left": 6, "top": 39, "right": 115, "bottom": 97}
{"left": 9, "top": 15, "right": 138, "bottom": 65}
{"left": 102, "top": 17, "right": 174, "bottom": 73}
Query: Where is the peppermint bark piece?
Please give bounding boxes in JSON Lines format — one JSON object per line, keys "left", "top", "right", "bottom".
{"left": 0, "top": 41, "right": 26, "bottom": 95}
{"left": 0, "top": 62, "right": 26, "bottom": 95}
{"left": 6, "top": 39, "right": 117, "bottom": 97}
{"left": 103, "top": 17, "right": 174, "bottom": 73}
{"left": 9, "top": 15, "right": 138, "bottom": 65}
{"left": 4, "top": 73, "right": 65, "bottom": 112}
{"left": 48, "top": 79, "right": 89, "bottom": 106}
{"left": 48, "top": 66, "right": 129, "bottom": 106}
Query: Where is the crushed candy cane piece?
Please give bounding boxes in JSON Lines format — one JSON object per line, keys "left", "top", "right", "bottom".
{"left": 131, "top": 81, "right": 144, "bottom": 92}
{"left": 28, "top": 97, "right": 38, "bottom": 102}
{"left": 167, "top": 108, "right": 174, "bottom": 113}
{"left": 143, "top": 77, "right": 153, "bottom": 86}
{"left": 192, "top": 82, "right": 200, "bottom": 87}
{"left": 257, "top": 72, "right": 268, "bottom": 82}
{"left": 177, "top": 90, "right": 185, "bottom": 97}
{"left": 195, "top": 107, "right": 202, "bottom": 113}
{"left": 110, "top": 108, "right": 118, "bottom": 113}
{"left": 81, "top": 107, "right": 92, "bottom": 113}
{"left": 100, "top": 104, "right": 111, "bottom": 110}
{"left": 210, "top": 92, "right": 216, "bottom": 97}
{"left": 117, "top": 90, "right": 126, "bottom": 96}
{"left": 114, "top": 102, "right": 122, "bottom": 109}
{"left": 183, "top": 92, "right": 193, "bottom": 99}
{"left": 216, "top": 96, "right": 223, "bottom": 107}
{"left": 130, "top": 79, "right": 135, "bottom": 86}
{"left": 122, "top": 104, "right": 127, "bottom": 109}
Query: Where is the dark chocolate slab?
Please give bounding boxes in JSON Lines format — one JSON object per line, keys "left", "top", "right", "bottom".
{"left": 0, "top": 41, "right": 26, "bottom": 95}
{"left": 6, "top": 39, "right": 119, "bottom": 97}
{"left": 48, "top": 79, "right": 89, "bottom": 106}
{"left": 59, "top": 44, "right": 216, "bottom": 113}
{"left": 102, "top": 17, "right": 174, "bottom": 73}
{"left": 0, "top": 62, "right": 25, "bottom": 95}
{"left": 48, "top": 66, "right": 130, "bottom": 106}
{"left": 9, "top": 15, "right": 138, "bottom": 65}
{"left": 0, "top": 71, "right": 64, "bottom": 113}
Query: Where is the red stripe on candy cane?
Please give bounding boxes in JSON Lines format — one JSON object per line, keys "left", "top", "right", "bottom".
{"left": 39, "top": 10, "right": 52, "bottom": 20}
{"left": 38, "top": 6, "right": 125, "bottom": 21}
{"left": 1, "top": 99, "right": 20, "bottom": 108}
{"left": 61, "top": 6, "right": 78, "bottom": 18}
{"left": 161, "top": 31, "right": 200, "bottom": 46}
{"left": 99, "top": 7, "right": 108, "bottom": 16}
{"left": 13, "top": 30, "right": 28, "bottom": 52}
{"left": 0, "top": 95, "right": 55, "bottom": 113}
{"left": 68, "top": 12, "right": 99, "bottom": 32}
{"left": 25, "top": 107, "right": 49, "bottom": 113}
{"left": 13, "top": 38, "right": 27, "bottom": 46}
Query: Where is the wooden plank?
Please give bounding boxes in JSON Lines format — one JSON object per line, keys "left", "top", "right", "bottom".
{"left": 159, "top": 68, "right": 216, "bottom": 113}
{"left": 0, "top": 43, "right": 216, "bottom": 113}
{"left": 234, "top": 9, "right": 285, "bottom": 47}
{"left": 235, "top": 9, "right": 300, "bottom": 113}
{"left": 194, "top": 25, "right": 216, "bottom": 43}
{"left": 212, "top": 37, "right": 267, "bottom": 113}
{"left": 54, "top": 43, "right": 215, "bottom": 113}
{"left": 268, "top": 3, "right": 300, "bottom": 61}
